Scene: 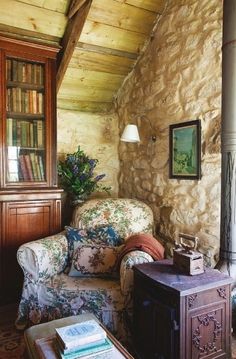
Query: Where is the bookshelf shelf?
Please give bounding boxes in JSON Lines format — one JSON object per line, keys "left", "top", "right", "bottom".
{"left": 7, "top": 112, "right": 45, "bottom": 119}
{"left": 7, "top": 81, "right": 44, "bottom": 91}
{"left": 0, "top": 35, "right": 63, "bottom": 305}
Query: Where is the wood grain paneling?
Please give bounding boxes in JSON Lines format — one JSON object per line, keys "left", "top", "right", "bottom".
{"left": 70, "top": 48, "right": 134, "bottom": 75}
{"left": 80, "top": 20, "right": 146, "bottom": 54}
{"left": 0, "top": 0, "right": 167, "bottom": 112}
{"left": 88, "top": 0, "right": 157, "bottom": 34}
{"left": 57, "top": 98, "right": 113, "bottom": 112}
{"left": 125, "top": 0, "right": 166, "bottom": 13}
{"left": 0, "top": 0, "right": 67, "bottom": 37}
{"left": 16, "top": 0, "right": 70, "bottom": 13}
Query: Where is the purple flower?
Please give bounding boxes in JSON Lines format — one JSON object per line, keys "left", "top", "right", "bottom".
{"left": 94, "top": 174, "right": 105, "bottom": 182}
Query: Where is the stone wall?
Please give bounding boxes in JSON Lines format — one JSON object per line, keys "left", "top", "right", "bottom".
{"left": 116, "top": 0, "right": 222, "bottom": 266}
{"left": 57, "top": 109, "right": 119, "bottom": 199}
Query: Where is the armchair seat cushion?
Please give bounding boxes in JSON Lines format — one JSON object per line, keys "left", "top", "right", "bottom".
{"left": 44, "top": 274, "right": 124, "bottom": 311}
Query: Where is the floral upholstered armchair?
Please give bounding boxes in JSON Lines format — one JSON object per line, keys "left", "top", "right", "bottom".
{"left": 16, "top": 198, "right": 163, "bottom": 343}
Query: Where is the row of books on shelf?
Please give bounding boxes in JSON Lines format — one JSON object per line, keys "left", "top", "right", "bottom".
{"left": 18, "top": 152, "right": 45, "bottom": 181}
{"left": 7, "top": 87, "right": 44, "bottom": 114}
{"left": 6, "top": 59, "right": 44, "bottom": 85}
{"left": 35, "top": 319, "right": 114, "bottom": 359}
{"left": 7, "top": 118, "right": 44, "bottom": 148}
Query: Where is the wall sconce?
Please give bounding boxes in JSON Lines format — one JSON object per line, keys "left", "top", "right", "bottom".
{"left": 120, "top": 124, "right": 140, "bottom": 143}
{"left": 120, "top": 115, "right": 157, "bottom": 143}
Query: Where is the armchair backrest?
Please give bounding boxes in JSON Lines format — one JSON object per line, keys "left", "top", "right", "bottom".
{"left": 70, "top": 198, "right": 154, "bottom": 240}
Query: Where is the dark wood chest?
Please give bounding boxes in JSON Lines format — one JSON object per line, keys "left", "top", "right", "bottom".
{"left": 133, "top": 259, "right": 232, "bottom": 359}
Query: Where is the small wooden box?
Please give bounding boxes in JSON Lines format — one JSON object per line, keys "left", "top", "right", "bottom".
{"left": 173, "top": 248, "right": 204, "bottom": 275}
{"left": 173, "top": 233, "right": 204, "bottom": 275}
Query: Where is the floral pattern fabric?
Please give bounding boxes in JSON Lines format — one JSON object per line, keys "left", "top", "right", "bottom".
{"left": 16, "top": 198, "right": 154, "bottom": 344}
{"left": 68, "top": 243, "right": 123, "bottom": 277}
{"left": 71, "top": 198, "right": 154, "bottom": 239}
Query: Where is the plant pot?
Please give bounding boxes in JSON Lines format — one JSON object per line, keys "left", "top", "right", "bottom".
{"left": 70, "top": 198, "right": 86, "bottom": 207}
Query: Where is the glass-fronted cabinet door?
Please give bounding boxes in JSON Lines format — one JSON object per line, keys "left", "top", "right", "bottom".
{"left": 6, "top": 57, "right": 46, "bottom": 184}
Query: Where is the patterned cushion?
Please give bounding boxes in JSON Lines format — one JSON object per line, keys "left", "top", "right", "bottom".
{"left": 68, "top": 243, "right": 123, "bottom": 277}
{"left": 87, "top": 226, "right": 123, "bottom": 246}
{"left": 65, "top": 226, "right": 89, "bottom": 244}
{"left": 65, "top": 225, "right": 122, "bottom": 246}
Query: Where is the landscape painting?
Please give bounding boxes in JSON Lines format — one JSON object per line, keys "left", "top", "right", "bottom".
{"left": 169, "top": 119, "right": 201, "bottom": 179}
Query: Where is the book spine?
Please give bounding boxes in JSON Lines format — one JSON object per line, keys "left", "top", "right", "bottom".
{"left": 57, "top": 331, "right": 107, "bottom": 351}
{"left": 35, "top": 154, "right": 42, "bottom": 181}
{"left": 38, "top": 155, "right": 45, "bottom": 180}
{"left": 16, "top": 120, "right": 21, "bottom": 146}
{"left": 37, "top": 120, "right": 44, "bottom": 148}
{"left": 12, "top": 60, "right": 18, "bottom": 82}
{"left": 55, "top": 338, "right": 113, "bottom": 359}
{"left": 18, "top": 62, "right": 23, "bottom": 82}
{"left": 6, "top": 59, "right": 12, "bottom": 81}
{"left": 21, "top": 121, "right": 28, "bottom": 147}
{"left": 13, "top": 119, "right": 17, "bottom": 146}
{"left": 7, "top": 118, "right": 13, "bottom": 146}
{"left": 58, "top": 338, "right": 106, "bottom": 355}
{"left": 18, "top": 155, "right": 28, "bottom": 181}
{"left": 7, "top": 88, "right": 11, "bottom": 111}
{"left": 12, "top": 88, "right": 17, "bottom": 112}
{"left": 29, "top": 152, "right": 36, "bottom": 180}
{"left": 38, "top": 93, "right": 43, "bottom": 114}
{"left": 29, "top": 122, "right": 34, "bottom": 148}
{"left": 24, "top": 154, "right": 33, "bottom": 181}
{"left": 32, "top": 90, "right": 37, "bottom": 114}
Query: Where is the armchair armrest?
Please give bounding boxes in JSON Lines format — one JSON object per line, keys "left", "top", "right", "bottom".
{"left": 17, "top": 231, "right": 68, "bottom": 282}
{"left": 120, "top": 250, "right": 153, "bottom": 297}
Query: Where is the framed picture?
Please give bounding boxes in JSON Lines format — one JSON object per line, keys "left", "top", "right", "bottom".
{"left": 169, "top": 119, "right": 201, "bottom": 179}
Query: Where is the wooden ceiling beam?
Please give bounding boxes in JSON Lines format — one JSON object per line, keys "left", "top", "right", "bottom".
{"left": 76, "top": 42, "right": 138, "bottom": 60}
{"left": 68, "top": 0, "right": 88, "bottom": 18}
{"left": 56, "top": 0, "right": 92, "bottom": 93}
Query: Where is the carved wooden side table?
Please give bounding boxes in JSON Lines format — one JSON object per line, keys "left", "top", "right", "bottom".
{"left": 133, "top": 259, "right": 232, "bottom": 359}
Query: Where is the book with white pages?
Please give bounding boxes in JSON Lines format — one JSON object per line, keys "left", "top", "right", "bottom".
{"left": 55, "top": 319, "right": 107, "bottom": 350}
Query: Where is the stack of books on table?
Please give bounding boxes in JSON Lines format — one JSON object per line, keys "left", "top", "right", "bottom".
{"left": 54, "top": 319, "right": 114, "bottom": 359}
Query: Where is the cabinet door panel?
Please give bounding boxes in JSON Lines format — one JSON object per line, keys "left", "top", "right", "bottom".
{"left": 153, "top": 302, "right": 178, "bottom": 359}
{"left": 134, "top": 286, "right": 178, "bottom": 359}
{"left": 1, "top": 201, "right": 54, "bottom": 303}
{"left": 189, "top": 305, "right": 227, "bottom": 359}
{"left": 134, "top": 288, "right": 156, "bottom": 358}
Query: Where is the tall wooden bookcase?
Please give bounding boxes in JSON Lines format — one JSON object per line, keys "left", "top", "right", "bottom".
{"left": 0, "top": 36, "right": 63, "bottom": 304}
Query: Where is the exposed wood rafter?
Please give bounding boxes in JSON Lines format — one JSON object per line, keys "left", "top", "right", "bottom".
{"left": 56, "top": 0, "right": 92, "bottom": 92}
{"left": 76, "top": 42, "right": 138, "bottom": 60}
{"left": 68, "top": 0, "right": 88, "bottom": 18}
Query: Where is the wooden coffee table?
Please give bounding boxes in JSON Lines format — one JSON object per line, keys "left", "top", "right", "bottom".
{"left": 24, "top": 313, "right": 135, "bottom": 358}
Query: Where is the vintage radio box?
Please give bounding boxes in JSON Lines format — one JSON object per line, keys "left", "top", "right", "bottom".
{"left": 173, "top": 233, "right": 204, "bottom": 275}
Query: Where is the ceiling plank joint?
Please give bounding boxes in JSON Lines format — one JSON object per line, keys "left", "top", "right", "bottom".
{"left": 56, "top": 0, "right": 92, "bottom": 92}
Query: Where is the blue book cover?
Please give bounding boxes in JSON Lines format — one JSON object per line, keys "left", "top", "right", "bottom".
{"left": 56, "top": 319, "right": 106, "bottom": 349}
{"left": 57, "top": 338, "right": 106, "bottom": 355}
{"left": 55, "top": 337, "right": 113, "bottom": 359}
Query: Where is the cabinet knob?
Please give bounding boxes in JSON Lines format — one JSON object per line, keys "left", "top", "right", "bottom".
{"left": 142, "top": 300, "right": 151, "bottom": 307}
{"left": 171, "top": 319, "right": 179, "bottom": 331}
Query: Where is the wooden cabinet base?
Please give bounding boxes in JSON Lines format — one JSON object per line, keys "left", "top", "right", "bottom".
{"left": 0, "top": 189, "right": 62, "bottom": 305}
{"left": 133, "top": 259, "right": 233, "bottom": 359}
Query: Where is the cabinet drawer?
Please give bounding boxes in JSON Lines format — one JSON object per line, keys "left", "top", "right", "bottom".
{"left": 186, "top": 285, "right": 231, "bottom": 311}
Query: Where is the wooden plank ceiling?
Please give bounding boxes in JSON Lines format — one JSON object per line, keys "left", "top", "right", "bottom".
{"left": 0, "top": 0, "right": 166, "bottom": 112}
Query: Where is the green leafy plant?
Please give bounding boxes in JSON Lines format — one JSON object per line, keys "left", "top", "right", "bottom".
{"left": 58, "top": 146, "right": 111, "bottom": 202}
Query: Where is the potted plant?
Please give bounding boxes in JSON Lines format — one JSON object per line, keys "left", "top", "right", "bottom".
{"left": 58, "top": 146, "right": 111, "bottom": 205}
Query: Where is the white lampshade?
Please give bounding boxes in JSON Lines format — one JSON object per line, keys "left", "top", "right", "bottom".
{"left": 120, "top": 124, "right": 140, "bottom": 143}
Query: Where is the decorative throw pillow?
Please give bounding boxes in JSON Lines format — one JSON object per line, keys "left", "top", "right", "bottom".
{"left": 87, "top": 225, "right": 123, "bottom": 246}
{"left": 64, "top": 225, "right": 124, "bottom": 277}
{"left": 68, "top": 243, "right": 123, "bottom": 277}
